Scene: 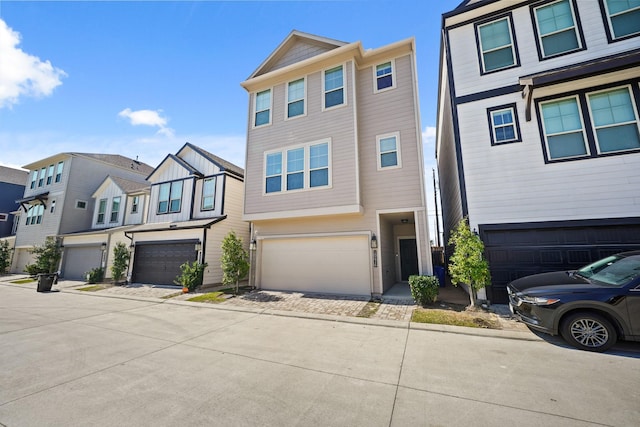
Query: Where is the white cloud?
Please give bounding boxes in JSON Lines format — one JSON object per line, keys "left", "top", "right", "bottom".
{"left": 422, "top": 126, "right": 436, "bottom": 146}
{"left": 0, "top": 19, "right": 66, "bottom": 109}
{"left": 118, "top": 107, "right": 175, "bottom": 137}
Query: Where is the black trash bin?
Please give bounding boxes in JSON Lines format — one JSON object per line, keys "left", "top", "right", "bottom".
{"left": 37, "top": 273, "right": 57, "bottom": 292}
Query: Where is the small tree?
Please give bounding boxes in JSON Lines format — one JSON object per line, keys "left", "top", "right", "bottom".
{"left": 0, "top": 239, "right": 12, "bottom": 274}
{"left": 448, "top": 217, "right": 491, "bottom": 307}
{"left": 221, "top": 231, "right": 249, "bottom": 294}
{"left": 111, "top": 242, "right": 129, "bottom": 284}
{"left": 25, "top": 237, "right": 62, "bottom": 275}
{"left": 174, "top": 260, "right": 207, "bottom": 292}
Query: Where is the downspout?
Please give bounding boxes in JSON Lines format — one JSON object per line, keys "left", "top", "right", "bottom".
{"left": 124, "top": 231, "right": 134, "bottom": 283}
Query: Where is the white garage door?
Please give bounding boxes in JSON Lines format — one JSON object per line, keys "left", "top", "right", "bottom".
{"left": 63, "top": 246, "right": 103, "bottom": 280}
{"left": 260, "top": 235, "right": 371, "bottom": 295}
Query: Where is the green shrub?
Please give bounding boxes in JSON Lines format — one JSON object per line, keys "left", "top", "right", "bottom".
{"left": 111, "top": 242, "right": 129, "bottom": 284}
{"left": 409, "top": 275, "right": 440, "bottom": 306}
{"left": 0, "top": 239, "right": 11, "bottom": 274}
{"left": 86, "top": 267, "right": 104, "bottom": 284}
{"left": 174, "top": 261, "right": 208, "bottom": 292}
{"left": 25, "top": 237, "right": 62, "bottom": 276}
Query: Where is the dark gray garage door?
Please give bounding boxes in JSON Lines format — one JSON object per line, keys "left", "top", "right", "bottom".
{"left": 480, "top": 219, "right": 640, "bottom": 304}
{"left": 132, "top": 242, "right": 197, "bottom": 285}
{"left": 63, "top": 246, "right": 103, "bottom": 280}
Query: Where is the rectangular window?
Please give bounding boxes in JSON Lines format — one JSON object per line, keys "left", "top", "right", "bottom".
{"left": 55, "top": 161, "right": 64, "bottom": 183}
{"left": 377, "top": 133, "right": 402, "bottom": 169}
{"left": 265, "top": 153, "right": 282, "bottom": 194}
{"left": 309, "top": 143, "right": 329, "bottom": 187}
{"left": 202, "top": 177, "right": 216, "bottom": 210}
{"left": 254, "top": 89, "right": 271, "bottom": 126}
{"left": 588, "top": 86, "right": 640, "bottom": 153}
{"left": 533, "top": 0, "right": 582, "bottom": 58}
{"left": 97, "top": 199, "right": 107, "bottom": 224}
{"left": 110, "top": 197, "right": 120, "bottom": 223}
{"left": 131, "top": 196, "right": 139, "bottom": 214}
{"left": 26, "top": 205, "right": 44, "bottom": 226}
{"left": 38, "top": 168, "right": 46, "bottom": 187}
{"left": 287, "top": 78, "right": 305, "bottom": 118}
{"left": 488, "top": 105, "right": 521, "bottom": 144}
{"left": 46, "top": 165, "right": 54, "bottom": 185}
{"left": 286, "top": 147, "right": 304, "bottom": 191}
{"left": 603, "top": 0, "right": 640, "bottom": 40}
{"left": 374, "top": 61, "right": 394, "bottom": 92}
{"left": 0, "top": 213, "right": 6, "bottom": 222}
{"left": 477, "top": 16, "right": 517, "bottom": 73}
{"left": 157, "top": 181, "right": 182, "bottom": 214}
{"left": 30, "top": 171, "right": 37, "bottom": 189}
{"left": 540, "top": 97, "right": 588, "bottom": 160}
{"left": 76, "top": 200, "right": 87, "bottom": 209}
{"left": 324, "top": 65, "right": 344, "bottom": 108}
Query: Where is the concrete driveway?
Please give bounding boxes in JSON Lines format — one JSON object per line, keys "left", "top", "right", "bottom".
{"left": 1, "top": 282, "right": 638, "bottom": 426}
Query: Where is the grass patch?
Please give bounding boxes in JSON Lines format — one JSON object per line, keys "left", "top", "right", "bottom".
{"left": 187, "top": 292, "right": 226, "bottom": 303}
{"left": 10, "top": 278, "right": 36, "bottom": 284}
{"left": 412, "top": 307, "right": 501, "bottom": 329}
{"left": 356, "top": 301, "right": 380, "bottom": 318}
{"left": 77, "top": 285, "right": 107, "bottom": 292}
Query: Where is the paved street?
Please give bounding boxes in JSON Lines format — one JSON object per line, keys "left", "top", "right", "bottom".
{"left": 1, "top": 282, "right": 639, "bottom": 427}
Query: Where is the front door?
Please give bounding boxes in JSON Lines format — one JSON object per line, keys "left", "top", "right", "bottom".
{"left": 399, "top": 238, "right": 419, "bottom": 281}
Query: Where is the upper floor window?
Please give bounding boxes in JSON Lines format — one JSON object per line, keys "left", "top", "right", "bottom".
{"left": 587, "top": 86, "right": 640, "bottom": 153}
{"left": 287, "top": 78, "right": 305, "bottom": 118}
{"left": 131, "top": 196, "right": 139, "bottom": 214}
{"left": 110, "top": 197, "right": 120, "bottom": 223}
{"left": 374, "top": 61, "right": 395, "bottom": 92}
{"left": 540, "top": 96, "right": 588, "bottom": 160}
{"left": 324, "top": 65, "right": 344, "bottom": 109}
{"left": 532, "top": 0, "right": 583, "bottom": 59}
{"left": 25, "top": 205, "right": 44, "bottom": 225}
{"left": 602, "top": 0, "right": 640, "bottom": 40}
{"left": 76, "top": 200, "right": 87, "bottom": 210}
{"left": 46, "top": 165, "right": 54, "bottom": 185}
{"left": 202, "top": 177, "right": 216, "bottom": 210}
{"left": 254, "top": 89, "right": 271, "bottom": 127}
{"left": 55, "top": 161, "right": 64, "bottom": 183}
{"left": 157, "top": 181, "right": 182, "bottom": 214}
{"left": 97, "top": 199, "right": 107, "bottom": 224}
{"left": 488, "top": 104, "right": 521, "bottom": 145}
{"left": 30, "top": 171, "right": 37, "bottom": 189}
{"left": 38, "top": 168, "right": 46, "bottom": 187}
{"left": 377, "top": 132, "right": 402, "bottom": 170}
{"left": 476, "top": 15, "right": 518, "bottom": 73}
{"left": 265, "top": 140, "right": 331, "bottom": 194}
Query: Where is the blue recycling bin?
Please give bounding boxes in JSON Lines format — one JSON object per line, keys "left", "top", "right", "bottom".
{"left": 434, "top": 266, "right": 445, "bottom": 287}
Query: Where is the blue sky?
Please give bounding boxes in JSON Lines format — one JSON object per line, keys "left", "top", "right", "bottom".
{"left": 0, "top": 0, "right": 462, "bottom": 241}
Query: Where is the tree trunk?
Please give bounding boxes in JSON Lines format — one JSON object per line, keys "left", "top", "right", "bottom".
{"left": 469, "top": 286, "right": 477, "bottom": 307}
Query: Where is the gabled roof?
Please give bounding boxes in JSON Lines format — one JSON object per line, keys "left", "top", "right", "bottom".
{"left": 0, "top": 165, "right": 28, "bottom": 186}
{"left": 179, "top": 142, "right": 244, "bottom": 178}
{"left": 248, "top": 30, "right": 348, "bottom": 79}
{"left": 147, "top": 153, "right": 203, "bottom": 182}
{"left": 22, "top": 152, "right": 154, "bottom": 175}
{"left": 92, "top": 175, "right": 150, "bottom": 198}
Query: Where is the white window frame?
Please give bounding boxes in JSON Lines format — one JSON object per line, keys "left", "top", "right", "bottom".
{"left": 110, "top": 196, "right": 121, "bottom": 223}
{"left": 373, "top": 59, "right": 396, "bottom": 93}
{"left": 376, "top": 132, "right": 402, "bottom": 170}
{"left": 38, "top": 168, "right": 46, "bottom": 187}
{"left": 263, "top": 138, "right": 332, "bottom": 195}
{"left": 489, "top": 107, "right": 519, "bottom": 144}
{"left": 75, "top": 200, "right": 87, "bottom": 210}
{"left": 55, "top": 161, "right": 64, "bottom": 183}
{"left": 533, "top": 0, "right": 582, "bottom": 59}
{"left": 603, "top": 0, "right": 640, "bottom": 40}
{"left": 29, "top": 171, "right": 37, "bottom": 189}
{"left": 201, "top": 177, "right": 216, "bottom": 211}
{"left": 26, "top": 205, "right": 44, "bottom": 226}
{"left": 131, "top": 196, "right": 139, "bottom": 214}
{"left": 253, "top": 88, "right": 272, "bottom": 127}
{"left": 97, "top": 199, "right": 107, "bottom": 224}
{"left": 322, "top": 64, "right": 346, "bottom": 111}
{"left": 46, "top": 165, "right": 54, "bottom": 185}
{"left": 539, "top": 95, "right": 590, "bottom": 160}
{"left": 586, "top": 84, "right": 640, "bottom": 154}
{"left": 0, "top": 213, "right": 8, "bottom": 222}
{"left": 157, "top": 181, "right": 182, "bottom": 214}
{"left": 477, "top": 16, "right": 517, "bottom": 73}
{"left": 285, "top": 77, "right": 306, "bottom": 120}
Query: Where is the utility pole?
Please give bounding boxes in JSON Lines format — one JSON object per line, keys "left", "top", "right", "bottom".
{"left": 432, "top": 168, "right": 441, "bottom": 247}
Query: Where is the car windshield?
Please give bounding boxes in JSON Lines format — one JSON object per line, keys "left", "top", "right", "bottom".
{"left": 577, "top": 255, "right": 640, "bottom": 286}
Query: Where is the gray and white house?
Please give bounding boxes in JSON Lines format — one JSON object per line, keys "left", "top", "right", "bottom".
{"left": 436, "top": 0, "right": 640, "bottom": 302}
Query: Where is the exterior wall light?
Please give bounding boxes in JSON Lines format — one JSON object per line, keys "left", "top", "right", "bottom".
{"left": 249, "top": 239, "right": 257, "bottom": 251}
{"left": 195, "top": 241, "right": 202, "bottom": 252}
{"left": 371, "top": 233, "right": 378, "bottom": 249}
{"left": 101, "top": 243, "right": 107, "bottom": 251}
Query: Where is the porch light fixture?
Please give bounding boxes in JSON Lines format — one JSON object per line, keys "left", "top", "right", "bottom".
{"left": 370, "top": 234, "right": 378, "bottom": 249}
{"left": 195, "top": 241, "right": 202, "bottom": 252}
{"left": 249, "top": 239, "right": 257, "bottom": 251}
{"left": 100, "top": 243, "right": 107, "bottom": 251}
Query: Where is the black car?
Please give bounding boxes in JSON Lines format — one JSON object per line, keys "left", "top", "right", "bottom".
{"left": 507, "top": 251, "right": 640, "bottom": 352}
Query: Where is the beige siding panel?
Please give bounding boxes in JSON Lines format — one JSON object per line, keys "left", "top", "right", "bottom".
{"left": 192, "top": 174, "right": 225, "bottom": 219}
{"left": 260, "top": 235, "right": 371, "bottom": 295}
{"left": 271, "top": 40, "right": 337, "bottom": 72}
{"left": 92, "top": 182, "right": 125, "bottom": 229}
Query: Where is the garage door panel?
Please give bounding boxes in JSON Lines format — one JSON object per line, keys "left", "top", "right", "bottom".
{"left": 132, "top": 243, "right": 196, "bottom": 285}
{"left": 63, "top": 247, "right": 102, "bottom": 281}
{"left": 261, "top": 236, "right": 370, "bottom": 295}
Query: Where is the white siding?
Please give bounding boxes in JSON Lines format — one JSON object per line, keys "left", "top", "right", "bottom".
{"left": 92, "top": 182, "right": 125, "bottom": 229}
{"left": 147, "top": 177, "right": 195, "bottom": 223}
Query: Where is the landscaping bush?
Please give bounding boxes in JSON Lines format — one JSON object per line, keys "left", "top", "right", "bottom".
{"left": 174, "top": 261, "right": 208, "bottom": 292}
{"left": 111, "top": 242, "right": 129, "bottom": 284}
{"left": 0, "top": 240, "right": 11, "bottom": 274}
{"left": 409, "top": 275, "right": 440, "bottom": 306}
{"left": 86, "top": 267, "right": 104, "bottom": 284}
{"left": 25, "top": 237, "right": 62, "bottom": 276}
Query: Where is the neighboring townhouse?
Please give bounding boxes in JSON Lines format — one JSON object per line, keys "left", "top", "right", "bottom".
{"left": 436, "top": 0, "right": 640, "bottom": 303}
{"left": 0, "top": 166, "right": 28, "bottom": 238}
{"left": 241, "top": 31, "right": 431, "bottom": 297}
{"left": 11, "top": 153, "right": 154, "bottom": 273}
{"left": 59, "top": 175, "right": 150, "bottom": 280}
{"left": 126, "top": 142, "right": 247, "bottom": 286}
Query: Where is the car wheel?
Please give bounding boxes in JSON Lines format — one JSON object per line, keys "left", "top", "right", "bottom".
{"left": 560, "top": 312, "right": 617, "bottom": 352}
